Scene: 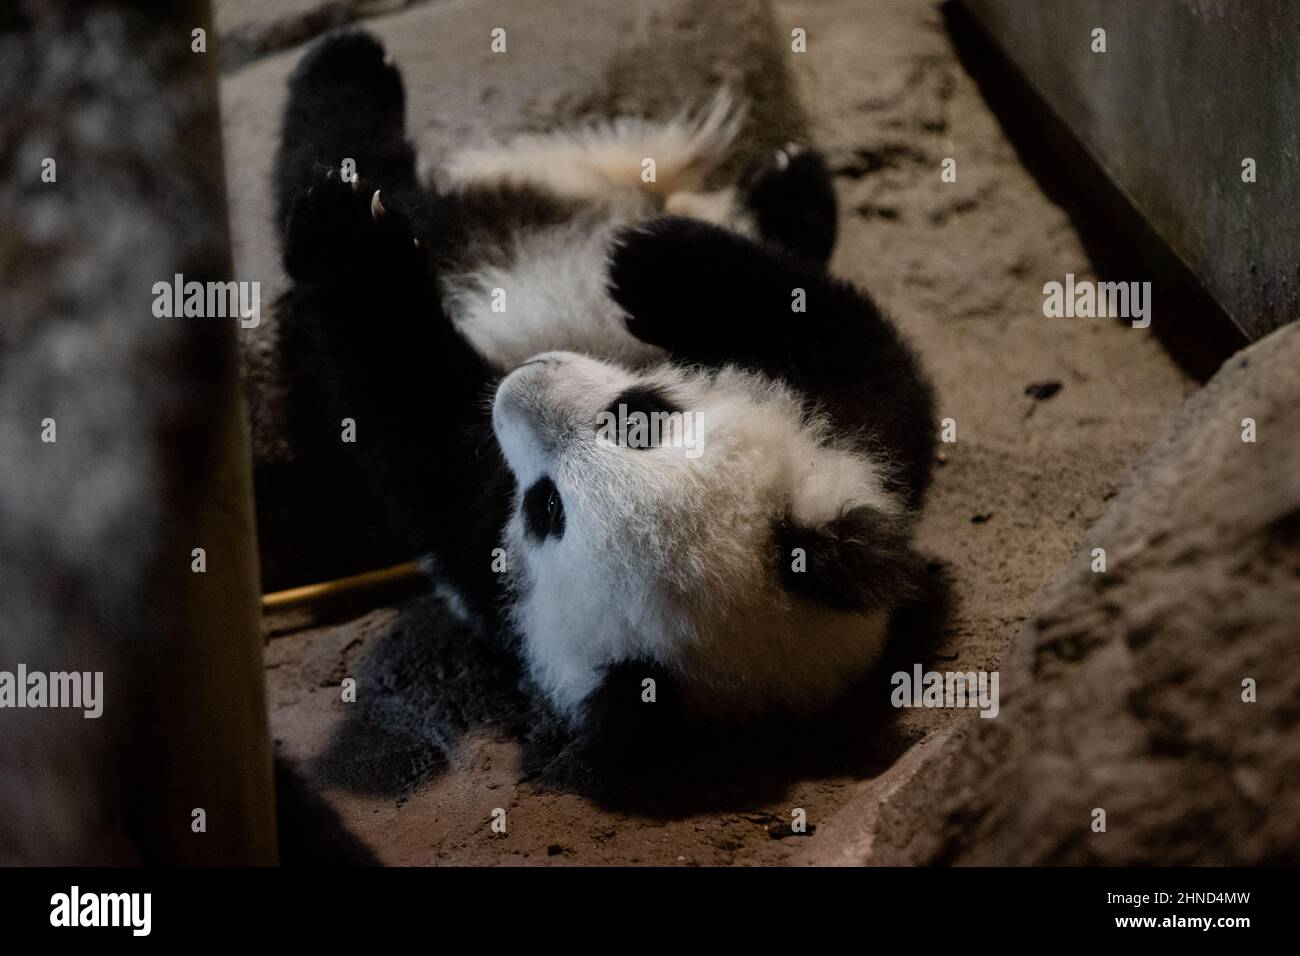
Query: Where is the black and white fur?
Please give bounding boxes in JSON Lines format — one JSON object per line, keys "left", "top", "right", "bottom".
{"left": 276, "top": 31, "right": 936, "bottom": 731}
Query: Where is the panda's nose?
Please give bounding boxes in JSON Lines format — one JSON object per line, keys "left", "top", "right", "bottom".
{"left": 492, "top": 370, "right": 550, "bottom": 478}
{"left": 497, "top": 356, "right": 556, "bottom": 409}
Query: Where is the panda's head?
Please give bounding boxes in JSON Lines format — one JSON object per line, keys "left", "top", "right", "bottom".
{"left": 491, "top": 351, "right": 923, "bottom": 725}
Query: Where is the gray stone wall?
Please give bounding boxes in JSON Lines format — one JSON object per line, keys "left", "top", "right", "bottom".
{"left": 964, "top": 0, "right": 1300, "bottom": 341}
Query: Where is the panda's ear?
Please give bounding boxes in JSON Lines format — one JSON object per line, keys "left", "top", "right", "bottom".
{"left": 773, "top": 505, "right": 924, "bottom": 613}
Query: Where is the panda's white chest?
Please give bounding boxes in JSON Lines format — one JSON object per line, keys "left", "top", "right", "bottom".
{"left": 439, "top": 221, "right": 664, "bottom": 372}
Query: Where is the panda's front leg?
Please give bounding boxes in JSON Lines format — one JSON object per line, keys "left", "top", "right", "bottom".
{"left": 607, "top": 216, "right": 936, "bottom": 507}
{"left": 280, "top": 165, "right": 472, "bottom": 381}
{"left": 274, "top": 31, "right": 512, "bottom": 621}
{"left": 282, "top": 166, "right": 423, "bottom": 286}
{"left": 607, "top": 214, "right": 876, "bottom": 376}
{"left": 279, "top": 167, "right": 512, "bottom": 622}
{"left": 278, "top": 163, "right": 494, "bottom": 442}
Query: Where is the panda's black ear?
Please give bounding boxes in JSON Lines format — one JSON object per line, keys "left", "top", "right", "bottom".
{"left": 774, "top": 505, "right": 924, "bottom": 614}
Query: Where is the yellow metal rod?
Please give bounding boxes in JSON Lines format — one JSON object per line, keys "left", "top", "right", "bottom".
{"left": 261, "top": 561, "right": 424, "bottom": 610}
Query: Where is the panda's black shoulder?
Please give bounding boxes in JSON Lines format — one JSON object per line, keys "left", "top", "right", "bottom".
{"left": 570, "top": 658, "right": 688, "bottom": 763}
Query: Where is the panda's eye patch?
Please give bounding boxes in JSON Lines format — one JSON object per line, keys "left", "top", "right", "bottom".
{"left": 522, "top": 476, "right": 565, "bottom": 542}
{"left": 605, "top": 385, "right": 681, "bottom": 419}
{"left": 600, "top": 385, "right": 681, "bottom": 450}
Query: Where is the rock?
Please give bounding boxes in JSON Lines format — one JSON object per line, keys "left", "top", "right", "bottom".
{"left": 900, "top": 322, "right": 1300, "bottom": 864}
{"left": 804, "top": 727, "right": 956, "bottom": 865}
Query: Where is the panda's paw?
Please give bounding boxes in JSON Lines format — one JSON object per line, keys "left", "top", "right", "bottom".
{"left": 739, "top": 144, "right": 837, "bottom": 267}
{"left": 608, "top": 216, "right": 748, "bottom": 354}
{"left": 288, "top": 29, "right": 405, "bottom": 124}
{"left": 283, "top": 167, "right": 421, "bottom": 283}
{"left": 278, "top": 30, "right": 416, "bottom": 225}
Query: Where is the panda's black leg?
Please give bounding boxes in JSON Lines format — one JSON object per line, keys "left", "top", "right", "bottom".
{"left": 281, "top": 166, "right": 420, "bottom": 283}
{"left": 571, "top": 660, "right": 686, "bottom": 765}
{"left": 610, "top": 216, "right": 868, "bottom": 371}
{"left": 738, "top": 145, "right": 838, "bottom": 267}
{"left": 275, "top": 29, "right": 416, "bottom": 238}
{"left": 275, "top": 33, "right": 511, "bottom": 620}
{"left": 281, "top": 169, "right": 491, "bottom": 427}
{"left": 608, "top": 216, "right": 935, "bottom": 506}
{"left": 275, "top": 27, "right": 475, "bottom": 431}
{"left": 279, "top": 165, "right": 511, "bottom": 623}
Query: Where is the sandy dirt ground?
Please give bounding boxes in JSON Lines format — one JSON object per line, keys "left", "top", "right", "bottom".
{"left": 229, "top": 0, "right": 1195, "bottom": 864}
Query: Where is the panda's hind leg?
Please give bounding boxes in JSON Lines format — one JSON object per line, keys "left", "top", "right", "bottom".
{"left": 662, "top": 145, "right": 838, "bottom": 266}
{"left": 736, "top": 145, "right": 838, "bottom": 267}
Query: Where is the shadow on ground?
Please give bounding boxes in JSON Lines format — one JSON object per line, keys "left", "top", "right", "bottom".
{"left": 312, "top": 561, "right": 957, "bottom": 820}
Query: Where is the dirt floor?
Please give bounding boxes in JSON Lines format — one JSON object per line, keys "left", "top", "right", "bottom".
{"left": 234, "top": 0, "right": 1196, "bottom": 864}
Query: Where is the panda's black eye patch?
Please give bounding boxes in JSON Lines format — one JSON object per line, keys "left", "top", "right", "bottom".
{"left": 522, "top": 476, "right": 565, "bottom": 542}
{"left": 599, "top": 385, "right": 681, "bottom": 450}
{"left": 606, "top": 385, "right": 681, "bottom": 420}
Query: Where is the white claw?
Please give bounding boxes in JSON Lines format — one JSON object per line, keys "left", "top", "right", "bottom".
{"left": 371, "top": 189, "right": 386, "bottom": 220}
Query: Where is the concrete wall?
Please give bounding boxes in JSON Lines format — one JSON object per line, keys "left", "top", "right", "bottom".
{"left": 963, "top": 0, "right": 1300, "bottom": 341}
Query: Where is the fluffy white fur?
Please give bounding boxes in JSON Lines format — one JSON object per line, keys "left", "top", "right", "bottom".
{"left": 445, "top": 90, "right": 746, "bottom": 203}
{"left": 441, "top": 222, "right": 665, "bottom": 372}
{"left": 439, "top": 93, "right": 755, "bottom": 373}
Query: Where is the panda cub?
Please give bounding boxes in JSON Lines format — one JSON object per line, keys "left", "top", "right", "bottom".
{"left": 276, "top": 30, "right": 936, "bottom": 732}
